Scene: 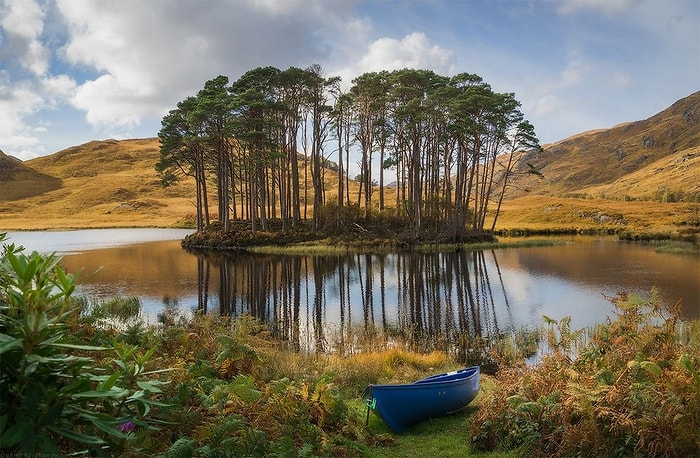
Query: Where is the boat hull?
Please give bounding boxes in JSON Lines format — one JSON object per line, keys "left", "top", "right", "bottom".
{"left": 365, "top": 366, "right": 480, "bottom": 433}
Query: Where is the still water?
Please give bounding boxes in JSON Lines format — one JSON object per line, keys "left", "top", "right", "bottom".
{"left": 4, "top": 229, "right": 699, "bottom": 354}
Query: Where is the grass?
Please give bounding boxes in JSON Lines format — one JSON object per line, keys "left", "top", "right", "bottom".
{"left": 653, "top": 240, "right": 700, "bottom": 255}
{"left": 361, "top": 375, "right": 514, "bottom": 458}
{"left": 246, "top": 238, "right": 564, "bottom": 255}
{"left": 2, "top": 137, "right": 699, "bottom": 240}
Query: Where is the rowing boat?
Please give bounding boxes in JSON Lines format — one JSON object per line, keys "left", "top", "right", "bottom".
{"left": 364, "top": 366, "right": 480, "bottom": 433}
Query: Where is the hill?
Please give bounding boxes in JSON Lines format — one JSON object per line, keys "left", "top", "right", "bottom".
{"left": 0, "top": 150, "right": 62, "bottom": 200}
{"left": 510, "top": 91, "right": 700, "bottom": 201}
{"left": 0, "top": 139, "right": 197, "bottom": 230}
{"left": 0, "top": 92, "right": 699, "bottom": 235}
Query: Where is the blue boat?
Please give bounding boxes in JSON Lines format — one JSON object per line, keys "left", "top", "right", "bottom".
{"left": 364, "top": 366, "right": 480, "bottom": 433}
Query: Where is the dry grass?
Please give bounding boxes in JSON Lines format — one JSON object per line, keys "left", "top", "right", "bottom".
{"left": 1, "top": 138, "right": 198, "bottom": 230}
{"left": 493, "top": 195, "right": 700, "bottom": 234}
{"left": 2, "top": 91, "right": 699, "bottom": 237}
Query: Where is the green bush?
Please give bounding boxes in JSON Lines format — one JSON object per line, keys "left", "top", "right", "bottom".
{"left": 0, "top": 234, "right": 169, "bottom": 456}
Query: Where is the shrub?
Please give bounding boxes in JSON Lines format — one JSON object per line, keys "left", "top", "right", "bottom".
{"left": 0, "top": 235, "right": 169, "bottom": 456}
{"left": 469, "top": 290, "right": 700, "bottom": 457}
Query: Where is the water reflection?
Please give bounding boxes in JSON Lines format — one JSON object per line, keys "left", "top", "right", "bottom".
{"left": 202, "top": 251, "right": 551, "bottom": 357}
{"left": 194, "top": 241, "right": 698, "bottom": 358}
{"left": 6, "top": 230, "right": 696, "bottom": 361}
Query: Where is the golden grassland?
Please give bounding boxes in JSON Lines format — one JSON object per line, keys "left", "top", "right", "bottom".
{"left": 1, "top": 139, "right": 198, "bottom": 230}
{"left": 1, "top": 95, "right": 699, "bottom": 237}
{"left": 494, "top": 194, "right": 699, "bottom": 234}
{"left": 510, "top": 91, "right": 700, "bottom": 200}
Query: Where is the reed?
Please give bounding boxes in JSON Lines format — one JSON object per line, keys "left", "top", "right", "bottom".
{"left": 652, "top": 240, "right": 700, "bottom": 255}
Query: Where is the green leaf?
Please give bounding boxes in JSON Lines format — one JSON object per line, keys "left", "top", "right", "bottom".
{"left": 47, "top": 426, "right": 106, "bottom": 445}
{"left": 639, "top": 361, "right": 662, "bottom": 377}
{"left": 0, "top": 335, "right": 23, "bottom": 355}
{"left": 678, "top": 354, "right": 700, "bottom": 383}
{"left": 54, "top": 266, "right": 76, "bottom": 295}
{"left": 506, "top": 395, "right": 526, "bottom": 406}
{"left": 142, "top": 367, "right": 175, "bottom": 376}
{"left": 99, "top": 371, "right": 122, "bottom": 391}
{"left": 34, "top": 433, "right": 61, "bottom": 455}
{"left": 90, "top": 419, "right": 128, "bottom": 438}
{"left": 127, "top": 390, "right": 146, "bottom": 401}
{"left": 50, "top": 343, "right": 107, "bottom": 351}
{"left": 137, "top": 380, "right": 163, "bottom": 393}
{"left": 40, "top": 404, "right": 64, "bottom": 426}
{"left": 72, "top": 388, "right": 130, "bottom": 399}
{"left": 35, "top": 312, "right": 49, "bottom": 332}
{"left": 0, "top": 421, "right": 32, "bottom": 448}
{"left": 23, "top": 361, "right": 39, "bottom": 376}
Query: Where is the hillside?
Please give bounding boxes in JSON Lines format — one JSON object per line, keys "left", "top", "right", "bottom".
{"left": 0, "top": 150, "right": 62, "bottom": 200}
{"left": 0, "top": 139, "right": 197, "bottom": 229}
{"left": 510, "top": 91, "right": 700, "bottom": 201}
{"left": 0, "top": 92, "right": 699, "bottom": 234}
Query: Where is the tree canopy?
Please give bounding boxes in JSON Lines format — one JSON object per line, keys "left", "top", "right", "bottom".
{"left": 157, "top": 66, "right": 541, "bottom": 240}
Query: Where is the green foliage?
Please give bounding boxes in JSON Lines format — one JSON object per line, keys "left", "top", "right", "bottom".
{"left": 0, "top": 234, "right": 170, "bottom": 456}
{"left": 469, "top": 290, "right": 700, "bottom": 457}
{"left": 164, "top": 436, "right": 196, "bottom": 458}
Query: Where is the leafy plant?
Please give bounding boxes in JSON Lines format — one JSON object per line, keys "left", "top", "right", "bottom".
{"left": 0, "top": 235, "right": 169, "bottom": 455}
{"left": 469, "top": 290, "right": 700, "bottom": 457}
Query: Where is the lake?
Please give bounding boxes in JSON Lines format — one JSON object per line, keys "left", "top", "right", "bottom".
{"left": 3, "top": 229, "right": 698, "bottom": 355}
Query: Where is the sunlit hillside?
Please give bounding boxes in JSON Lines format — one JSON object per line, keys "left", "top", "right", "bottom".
{"left": 0, "top": 139, "right": 197, "bottom": 230}
{"left": 510, "top": 91, "right": 700, "bottom": 201}
{"left": 1, "top": 92, "right": 699, "bottom": 234}
{"left": 0, "top": 138, "right": 364, "bottom": 231}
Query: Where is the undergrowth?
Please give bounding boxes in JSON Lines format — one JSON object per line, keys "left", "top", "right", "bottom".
{"left": 469, "top": 289, "right": 700, "bottom": 457}
{"left": 3, "top": 232, "right": 698, "bottom": 457}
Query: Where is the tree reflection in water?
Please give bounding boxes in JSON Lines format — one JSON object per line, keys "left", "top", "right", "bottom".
{"left": 195, "top": 250, "right": 527, "bottom": 365}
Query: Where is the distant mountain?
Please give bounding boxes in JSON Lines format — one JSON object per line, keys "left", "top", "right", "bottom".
{"left": 511, "top": 91, "right": 700, "bottom": 201}
{"left": 0, "top": 138, "right": 197, "bottom": 229}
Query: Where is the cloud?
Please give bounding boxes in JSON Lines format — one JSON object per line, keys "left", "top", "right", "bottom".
{"left": 333, "top": 32, "right": 454, "bottom": 85}
{"left": 1, "top": 0, "right": 697, "bottom": 160}
{"left": 360, "top": 32, "right": 453, "bottom": 73}
{"left": 40, "top": 74, "right": 77, "bottom": 104}
{"left": 52, "top": 0, "right": 362, "bottom": 130}
{"left": 0, "top": 73, "right": 46, "bottom": 159}
{"left": 0, "top": 0, "right": 49, "bottom": 76}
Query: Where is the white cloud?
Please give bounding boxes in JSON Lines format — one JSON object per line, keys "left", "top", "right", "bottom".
{"left": 0, "top": 75, "right": 46, "bottom": 159}
{"left": 53, "top": 0, "right": 358, "bottom": 131}
{"left": 363, "top": 32, "right": 453, "bottom": 73}
{"left": 72, "top": 75, "right": 142, "bottom": 128}
{"left": 0, "top": 0, "right": 49, "bottom": 75}
{"left": 333, "top": 32, "right": 454, "bottom": 85}
{"left": 40, "top": 74, "right": 77, "bottom": 104}
{"left": 1, "top": 0, "right": 697, "bottom": 159}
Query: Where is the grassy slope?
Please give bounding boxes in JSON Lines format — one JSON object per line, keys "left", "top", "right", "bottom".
{"left": 1, "top": 92, "right": 698, "bottom": 234}
{"left": 510, "top": 91, "right": 700, "bottom": 200}
{"left": 0, "top": 139, "right": 197, "bottom": 230}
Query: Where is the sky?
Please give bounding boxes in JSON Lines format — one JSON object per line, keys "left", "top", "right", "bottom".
{"left": 0, "top": 0, "right": 698, "bottom": 162}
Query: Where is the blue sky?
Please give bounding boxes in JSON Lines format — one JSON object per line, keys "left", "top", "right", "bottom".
{"left": 1, "top": 0, "right": 698, "bottom": 161}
